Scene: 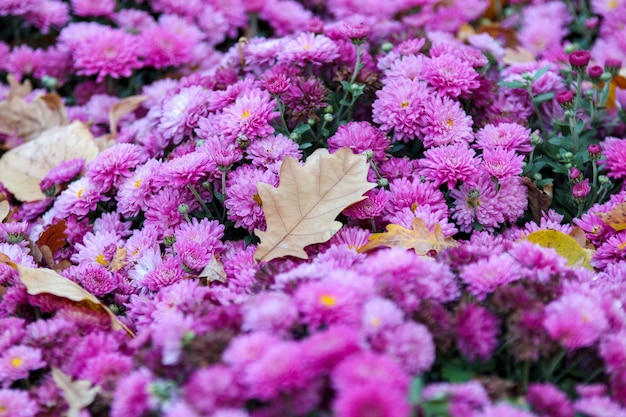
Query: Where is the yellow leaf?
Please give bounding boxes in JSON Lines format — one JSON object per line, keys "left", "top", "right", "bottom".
{"left": 254, "top": 147, "right": 376, "bottom": 262}
{"left": 0, "top": 121, "right": 99, "bottom": 202}
{"left": 0, "top": 200, "right": 9, "bottom": 223}
{"left": 358, "top": 217, "right": 458, "bottom": 255}
{"left": 15, "top": 265, "right": 134, "bottom": 336}
{"left": 526, "top": 229, "right": 594, "bottom": 270}
{"left": 596, "top": 201, "right": 626, "bottom": 231}
{"left": 51, "top": 368, "right": 100, "bottom": 417}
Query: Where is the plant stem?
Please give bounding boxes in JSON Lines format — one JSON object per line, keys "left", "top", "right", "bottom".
{"left": 187, "top": 184, "right": 212, "bottom": 218}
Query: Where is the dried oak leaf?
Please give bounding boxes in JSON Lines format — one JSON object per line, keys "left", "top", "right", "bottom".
{"left": 198, "top": 254, "right": 227, "bottom": 283}
{"left": 0, "top": 75, "right": 68, "bottom": 142}
{"left": 358, "top": 217, "right": 458, "bottom": 255}
{"left": 15, "top": 265, "right": 134, "bottom": 336}
{"left": 596, "top": 201, "right": 626, "bottom": 231}
{"left": 37, "top": 220, "right": 68, "bottom": 254}
{"left": 0, "top": 121, "right": 99, "bottom": 202}
{"left": 523, "top": 177, "right": 553, "bottom": 224}
{"left": 0, "top": 200, "right": 9, "bottom": 223}
{"left": 52, "top": 368, "right": 100, "bottom": 417}
{"left": 254, "top": 147, "right": 375, "bottom": 262}
{"left": 109, "top": 95, "right": 147, "bottom": 137}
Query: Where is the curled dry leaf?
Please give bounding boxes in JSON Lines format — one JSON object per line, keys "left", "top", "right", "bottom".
{"left": 52, "top": 368, "right": 100, "bottom": 417}
{"left": 526, "top": 229, "right": 593, "bottom": 270}
{"left": 14, "top": 264, "right": 134, "bottom": 336}
{"left": 0, "top": 200, "right": 9, "bottom": 223}
{"left": 596, "top": 201, "right": 626, "bottom": 231}
{"left": 109, "top": 95, "right": 147, "bottom": 137}
{"left": 254, "top": 147, "right": 376, "bottom": 262}
{"left": 358, "top": 217, "right": 458, "bottom": 256}
{"left": 198, "top": 254, "right": 227, "bottom": 283}
{"left": 0, "top": 121, "right": 99, "bottom": 202}
{"left": 502, "top": 47, "right": 535, "bottom": 65}
{"left": 108, "top": 247, "right": 127, "bottom": 272}
{"left": 523, "top": 177, "right": 553, "bottom": 224}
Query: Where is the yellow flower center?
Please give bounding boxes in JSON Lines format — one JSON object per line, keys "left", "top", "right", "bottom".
{"left": 411, "top": 202, "right": 419, "bottom": 212}
{"left": 252, "top": 193, "right": 263, "bottom": 206}
{"left": 371, "top": 317, "right": 381, "bottom": 327}
{"left": 77, "top": 188, "right": 85, "bottom": 199}
{"left": 0, "top": 405, "right": 6, "bottom": 413}
{"left": 96, "top": 254, "right": 108, "bottom": 266}
{"left": 241, "top": 109, "right": 251, "bottom": 119}
{"left": 400, "top": 101, "right": 409, "bottom": 108}
{"left": 11, "top": 357, "right": 23, "bottom": 367}
{"left": 609, "top": 0, "right": 618, "bottom": 9}
{"left": 446, "top": 119, "right": 454, "bottom": 127}
{"left": 134, "top": 179, "right": 142, "bottom": 188}
{"left": 320, "top": 294, "right": 337, "bottom": 307}
{"left": 582, "top": 313, "right": 590, "bottom": 323}
{"left": 303, "top": 44, "right": 311, "bottom": 50}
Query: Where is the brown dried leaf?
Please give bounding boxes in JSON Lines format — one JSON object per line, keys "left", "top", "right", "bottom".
{"left": 503, "top": 47, "right": 535, "bottom": 65}
{"left": 107, "top": 247, "right": 127, "bottom": 272}
{"left": 36, "top": 220, "right": 68, "bottom": 254}
{"left": 254, "top": 147, "right": 376, "bottom": 262}
{"left": 596, "top": 201, "right": 626, "bottom": 231}
{"left": 0, "top": 121, "right": 99, "bottom": 202}
{"left": 358, "top": 217, "right": 458, "bottom": 255}
{"left": 198, "top": 254, "right": 227, "bottom": 283}
{"left": 523, "top": 177, "right": 553, "bottom": 224}
{"left": 52, "top": 367, "right": 100, "bottom": 417}
{"left": 0, "top": 200, "right": 9, "bottom": 223}
{"left": 0, "top": 87, "right": 68, "bottom": 142}
{"left": 6, "top": 74, "right": 33, "bottom": 99}
{"left": 109, "top": 95, "right": 147, "bottom": 137}
{"left": 15, "top": 265, "right": 134, "bottom": 336}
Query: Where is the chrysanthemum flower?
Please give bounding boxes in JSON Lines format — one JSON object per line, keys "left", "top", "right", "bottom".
{"left": 526, "top": 383, "right": 575, "bottom": 417}
{"left": 71, "top": 0, "right": 115, "bottom": 17}
{"left": 451, "top": 175, "right": 505, "bottom": 233}
{"left": 422, "top": 54, "right": 481, "bottom": 98}
{"left": 481, "top": 147, "right": 524, "bottom": 180}
{"left": 73, "top": 27, "right": 142, "bottom": 82}
{"left": 328, "top": 122, "right": 390, "bottom": 162}
{"left": 157, "top": 86, "right": 212, "bottom": 145}
{"left": 384, "top": 177, "right": 449, "bottom": 217}
{"left": 245, "top": 134, "right": 301, "bottom": 167}
{"left": 0, "top": 345, "right": 46, "bottom": 383}
{"left": 543, "top": 292, "right": 609, "bottom": 350}
{"left": 222, "top": 332, "right": 281, "bottom": 371}
{"left": 54, "top": 177, "right": 109, "bottom": 219}
{"left": 421, "top": 95, "right": 474, "bottom": 148}
{"left": 455, "top": 303, "right": 500, "bottom": 362}
{"left": 474, "top": 123, "right": 532, "bottom": 153}
{"left": 332, "top": 383, "right": 411, "bottom": 417}
{"left": 600, "top": 136, "right": 626, "bottom": 179}
{"left": 111, "top": 368, "right": 155, "bottom": 417}
{"left": 86, "top": 144, "right": 148, "bottom": 191}
{"left": 64, "top": 263, "right": 117, "bottom": 296}
{"left": 382, "top": 322, "right": 435, "bottom": 374}
{"left": 219, "top": 88, "right": 279, "bottom": 141}
{"left": 279, "top": 32, "right": 340, "bottom": 66}
{"left": 173, "top": 218, "right": 224, "bottom": 270}
{"left": 419, "top": 143, "right": 480, "bottom": 189}
{"left": 372, "top": 78, "right": 430, "bottom": 142}
{"left": 117, "top": 159, "right": 161, "bottom": 217}
{"left": 331, "top": 351, "right": 409, "bottom": 393}
{"left": 71, "top": 230, "right": 123, "bottom": 268}
{"left": 22, "top": 0, "right": 70, "bottom": 34}
{"left": 0, "top": 388, "right": 38, "bottom": 417}
{"left": 184, "top": 365, "right": 244, "bottom": 414}
{"left": 460, "top": 253, "right": 522, "bottom": 300}
{"left": 422, "top": 382, "right": 490, "bottom": 416}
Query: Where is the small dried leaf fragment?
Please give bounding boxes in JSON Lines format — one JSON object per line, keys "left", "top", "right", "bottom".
{"left": 107, "top": 247, "right": 127, "bottom": 272}
{"left": 523, "top": 177, "right": 553, "bottom": 224}
{"left": 36, "top": 220, "right": 68, "bottom": 254}
{"left": 109, "top": 95, "right": 147, "bottom": 137}
{"left": 52, "top": 368, "right": 100, "bottom": 417}
{"left": 503, "top": 47, "right": 535, "bottom": 65}
{"left": 254, "top": 147, "right": 376, "bottom": 262}
{"left": 526, "top": 229, "right": 593, "bottom": 270}
{"left": 0, "top": 121, "right": 99, "bottom": 202}
{"left": 358, "top": 217, "right": 458, "bottom": 255}
{"left": 198, "top": 254, "right": 227, "bottom": 283}
{"left": 15, "top": 265, "right": 134, "bottom": 336}
{"left": 596, "top": 202, "right": 626, "bottom": 231}
{"left": 0, "top": 200, "right": 9, "bottom": 222}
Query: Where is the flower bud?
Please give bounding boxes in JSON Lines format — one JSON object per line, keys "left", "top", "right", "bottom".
{"left": 178, "top": 203, "right": 190, "bottom": 214}
{"left": 381, "top": 42, "right": 394, "bottom": 53}
{"left": 588, "top": 65, "right": 603, "bottom": 82}
{"left": 377, "top": 178, "right": 389, "bottom": 187}
{"left": 605, "top": 58, "right": 622, "bottom": 77}
{"left": 572, "top": 178, "right": 591, "bottom": 202}
{"left": 588, "top": 143, "right": 602, "bottom": 161}
{"left": 569, "top": 50, "right": 591, "bottom": 71}
{"left": 569, "top": 167, "right": 582, "bottom": 183}
{"left": 556, "top": 90, "right": 575, "bottom": 109}
{"left": 341, "top": 22, "right": 369, "bottom": 45}
{"left": 323, "top": 113, "right": 334, "bottom": 122}
{"left": 599, "top": 175, "right": 610, "bottom": 185}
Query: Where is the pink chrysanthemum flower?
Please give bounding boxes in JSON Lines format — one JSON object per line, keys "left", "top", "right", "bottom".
{"left": 574, "top": 395, "right": 626, "bottom": 417}
{"left": 81, "top": 352, "right": 133, "bottom": 389}
{"left": 474, "top": 123, "right": 532, "bottom": 153}
{"left": 481, "top": 147, "right": 524, "bottom": 180}
{"left": 224, "top": 165, "right": 279, "bottom": 232}
{"left": 241, "top": 292, "right": 299, "bottom": 335}
{"left": 71, "top": 230, "right": 123, "bottom": 268}
{"left": 518, "top": 2, "right": 571, "bottom": 56}
{"left": 343, "top": 188, "right": 388, "bottom": 220}
{"left": 278, "top": 32, "right": 340, "bottom": 66}
{"left": 184, "top": 365, "right": 244, "bottom": 414}
{"left": 331, "top": 351, "right": 409, "bottom": 393}
{"left": 63, "top": 263, "right": 116, "bottom": 296}
{"left": 421, "top": 95, "right": 474, "bottom": 148}
{"left": 54, "top": 177, "right": 109, "bottom": 219}
{"left": 382, "top": 322, "right": 435, "bottom": 374}
{"left": 219, "top": 88, "right": 279, "bottom": 141}
{"left": 460, "top": 253, "right": 522, "bottom": 300}
{"left": 199, "top": 136, "right": 244, "bottom": 170}
{"left": 332, "top": 383, "right": 411, "bottom": 417}
{"left": 419, "top": 143, "right": 480, "bottom": 189}
{"left": 245, "top": 134, "right": 301, "bottom": 167}
{"left": 384, "top": 177, "right": 449, "bottom": 217}
{"left": 155, "top": 151, "right": 216, "bottom": 188}
{"left": 379, "top": 157, "right": 419, "bottom": 182}
{"left": 86, "top": 144, "right": 148, "bottom": 191}
{"left": 40, "top": 158, "right": 84, "bottom": 193}
{"left": 244, "top": 341, "right": 316, "bottom": 400}
{"left": 422, "top": 54, "right": 481, "bottom": 98}
{"left": 0, "top": 388, "right": 38, "bottom": 417}
{"left": 477, "top": 403, "right": 538, "bottom": 417}
{"left": 158, "top": 86, "right": 212, "bottom": 145}
{"left": 600, "top": 136, "right": 626, "bottom": 179}
{"left": 592, "top": 230, "right": 626, "bottom": 269}
{"left": 142, "top": 255, "right": 185, "bottom": 291}
{"left": 117, "top": 159, "right": 161, "bottom": 217}
{"left": 0, "top": 345, "right": 46, "bottom": 383}
{"left": 600, "top": 331, "right": 626, "bottom": 374}
{"left": 543, "top": 292, "right": 609, "bottom": 350}
{"left": 455, "top": 304, "right": 500, "bottom": 362}
{"left": 372, "top": 78, "right": 430, "bottom": 142}
{"left": 451, "top": 175, "right": 506, "bottom": 233}
{"left": 111, "top": 368, "right": 155, "bottom": 417}
{"left": 328, "top": 122, "right": 390, "bottom": 163}
{"left": 526, "top": 383, "right": 575, "bottom": 417}
{"left": 222, "top": 332, "right": 281, "bottom": 372}
{"left": 361, "top": 297, "right": 404, "bottom": 336}
{"left": 22, "top": 1, "right": 70, "bottom": 35}
{"left": 6, "top": 45, "right": 41, "bottom": 81}
{"left": 143, "top": 186, "right": 191, "bottom": 234}
{"left": 73, "top": 27, "right": 142, "bottom": 82}
{"left": 385, "top": 54, "right": 427, "bottom": 83}
{"left": 71, "top": 0, "right": 115, "bottom": 17}
{"left": 173, "top": 218, "right": 224, "bottom": 270}
{"left": 259, "top": 0, "right": 313, "bottom": 36}
{"left": 422, "top": 381, "right": 490, "bottom": 416}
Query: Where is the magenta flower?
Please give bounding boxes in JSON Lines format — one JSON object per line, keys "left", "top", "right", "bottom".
{"left": 419, "top": 143, "right": 480, "bottom": 189}
{"left": 460, "top": 253, "right": 522, "bottom": 300}
{"left": 245, "top": 134, "right": 301, "bottom": 167}
{"left": 241, "top": 292, "right": 298, "bottom": 335}
{"left": 451, "top": 175, "right": 505, "bottom": 233}
{"left": 71, "top": 0, "right": 115, "bottom": 17}
{"left": 184, "top": 365, "right": 244, "bottom": 414}
{"left": 384, "top": 177, "right": 448, "bottom": 217}
{"left": 474, "top": 123, "right": 533, "bottom": 153}
{"left": 142, "top": 255, "right": 185, "bottom": 291}
{"left": 54, "top": 177, "right": 109, "bottom": 219}
{"left": 332, "top": 383, "right": 411, "bottom": 417}
{"left": 0, "top": 388, "right": 38, "bottom": 417}
{"left": 543, "top": 292, "right": 609, "bottom": 350}
{"left": 383, "top": 322, "right": 435, "bottom": 374}
{"left": 73, "top": 26, "right": 142, "bottom": 82}
{"left": 331, "top": 351, "right": 409, "bottom": 393}
{"left": 111, "top": 368, "right": 155, "bottom": 417}
{"left": 456, "top": 303, "right": 500, "bottom": 362}
{"left": 173, "top": 218, "right": 224, "bottom": 270}
{"left": 481, "top": 147, "right": 524, "bottom": 180}
{"left": 526, "top": 383, "right": 575, "bottom": 417}
{"left": 0, "top": 345, "right": 46, "bottom": 384}
{"left": 158, "top": 86, "right": 212, "bottom": 145}
{"left": 219, "top": 88, "right": 280, "bottom": 141}
{"left": 372, "top": 78, "right": 430, "bottom": 142}
{"left": 423, "top": 54, "right": 481, "bottom": 98}
{"left": 328, "top": 122, "right": 390, "bottom": 162}
{"left": 300, "top": 325, "right": 362, "bottom": 373}
{"left": 86, "top": 143, "right": 148, "bottom": 190}
{"left": 600, "top": 136, "right": 626, "bottom": 179}
{"left": 155, "top": 151, "right": 216, "bottom": 188}
{"left": 222, "top": 332, "right": 281, "bottom": 371}
{"left": 279, "top": 32, "right": 340, "bottom": 66}
{"left": 421, "top": 95, "right": 474, "bottom": 148}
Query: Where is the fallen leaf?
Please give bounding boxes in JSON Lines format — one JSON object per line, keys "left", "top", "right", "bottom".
{"left": 0, "top": 121, "right": 99, "bottom": 202}
{"left": 502, "top": 47, "right": 535, "bottom": 65}
{"left": 358, "top": 217, "right": 458, "bottom": 255}
{"left": 526, "top": 229, "right": 593, "bottom": 270}
{"left": 254, "top": 147, "right": 375, "bottom": 262}
{"left": 0, "top": 200, "right": 9, "bottom": 222}
{"left": 6, "top": 74, "right": 33, "bottom": 99}
{"left": 52, "top": 368, "right": 100, "bottom": 417}
{"left": 36, "top": 220, "right": 68, "bottom": 254}
{"left": 109, "top": 95, "right": 147, "bottom": 137}
{"left": 198, "top": 254, "right": 227, "bottom": 283}
{"left": 607, "top": 73, "right": 626, "bottom": 111}
{"left": 523, "top": 177, "right": 553, "bottom": 224}
{"left": 596, "top": 201, "right": 626, "bottom": 231}
{"left": 476, "top": 23, "right": 519, "bottom": 48}
{"left": 15, "top": 265, "right": 134, "bottom": 336}
{"left": 0, "top": 85, "right": 68, "bottom": 142}
{"left": 107, "top": 247, "right": 127, "bottom": 272}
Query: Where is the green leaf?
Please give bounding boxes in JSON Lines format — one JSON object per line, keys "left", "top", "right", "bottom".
{"left": 534, "top": 92, "right": 555, "bottom": 104}
{"left": 499, "top": 80, "right": 526, "bottom": 89}
{"left": 214, "top": 191, "right": 224, "bottom": 202}
{"left": 548, "top": 137, "right": 573, "bottom": 149}
{"left": 298, "top": 142, "right": 313, "bottom": 150}
{"left": 409, "top": 377, "right": 424, "bottom": 405}
{"left": 531, "top": 65, "right": 552, "bottom": 81}
{"left": 292, "top": 123, "right": 311, "bottom": 136}
{"left": 442, "top": 360, "right": 473, "bottom": 383}
{"left": 534, "top": 178, "right": 554, "bottom": 187}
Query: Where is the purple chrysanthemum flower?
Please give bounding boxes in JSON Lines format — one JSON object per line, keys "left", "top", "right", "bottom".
{"left": 71, "top": 230, "right": 122, "bottom": 267}
{"left": 184, "top": 365, "right": 244, "bottom": 414}
{"left": 54, "top": 177, "right": 109, "bottom": 219}
{"left": 64, "top": 263, "right": 117, "bottom": 296}
{"left": 460, "top": 253, "right": 522, "bottom": 300}
{"left": 600, "top": 136, "right": 626, "bottom": 179}
{"left": 421, "top": 95, "right": 474, "bottom": 148}
{"left": 481, "top": 147, "right": 524, "bottom": 180}
{"left": 382, "top": 322, "right": 435, "bottom": 374}
{"left": 422, "top": 54, "right": 481, "bottom": 98}
{"left": 331, "top": 351, "right": 409, "bottom": 393}
{"left": 219, "top": 88, "right": 279, "bottom": 141}
{"left": 526, "top": 383, "right": 575, "bottom": 417}
{"left": 86, "top": 143, "right": 148, "bottom": 190}
{"left": 111, "top": 368, "right": 155, "bottom": 417}
{"left": 39, "top": 158, "right": 84, "bottom": 193}
{"left": 474, "top": 123, "right": 533, "bottom": 153}
{"left": 73, "top": 26, "right": 142, "bottom": 82}
{"left": 278, "top": 32, "right": 340, "bottom": 66}
{"left": 361, "top": 297, "right": 404, "bottom": 336}
{"left": 154, "top": 151, "right": 216, "bottom": 188}
{"left": 0, "top": 345, "right": 46, "bottom": 384}
{"left": 173, "top": 218, "right": 225, "bottom": 270}
{"left": 372, "top": 78, "right": 430, "bottom": 143}
{"left": 544, "top": 291, "right": 609, "bottom": 350}
{"left": 0, "top": 388, "right": 38, "bottom": 417}
{"left": 245, "top": 134, "right": 301, "bottom": 167}
{"left": 241, "top": 292, "right": 299, "bottom": 335}
{"left": 384, "top": 177, "right": 449, "bottom": 217}
{"left": 419, "top": 143, "right": 480, "bottom": 189}
{"left": 456, "top": 303, "right": 500, "bottom": 362}
{"left": 158, "top": 86, "right": 211, "bottom": 145}
{"left": 328, "top": 122, "right": 390, "bottom": 163}
{"left": 332, "top": 383, "right": 411, "bottom": 417}
{"left": 451, "top": 174, "right": 505, "bottom": 233}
